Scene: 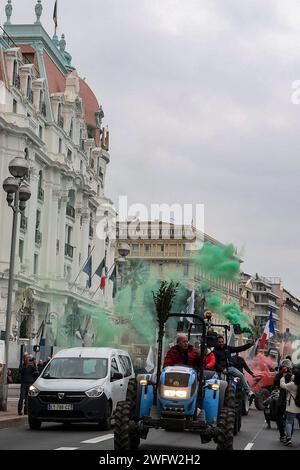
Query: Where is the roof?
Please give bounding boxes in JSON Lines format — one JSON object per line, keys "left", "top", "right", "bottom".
{"left": 79, "top": 78, "right": 100, "bottom": 127}
{"left": 53, "top": 347, "right": 131, "bottom": 359}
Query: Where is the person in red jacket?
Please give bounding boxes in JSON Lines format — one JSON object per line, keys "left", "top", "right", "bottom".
{"left": 163, "top": 335, "right": 216, "bottom": 370}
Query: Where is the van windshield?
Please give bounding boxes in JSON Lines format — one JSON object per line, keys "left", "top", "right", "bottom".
{"left": 42, "top": 358, "right": 108, "bottom": 380}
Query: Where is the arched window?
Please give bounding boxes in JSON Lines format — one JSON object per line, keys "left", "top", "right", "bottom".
{"left": 24, "top": 148, "right": 29, "bottom": 160}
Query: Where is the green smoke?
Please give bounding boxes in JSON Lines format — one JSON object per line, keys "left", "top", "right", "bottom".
{"left": 194, "top": 243, "right": 240, "bottom": 280}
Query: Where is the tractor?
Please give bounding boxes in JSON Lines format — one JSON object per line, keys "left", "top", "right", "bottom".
{"left": 114, "top": 312, "right": 236, "bottom": 450}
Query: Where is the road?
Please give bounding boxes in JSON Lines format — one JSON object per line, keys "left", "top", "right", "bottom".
{"left": 0, "top": 407, "right": 299, "bottom": 451}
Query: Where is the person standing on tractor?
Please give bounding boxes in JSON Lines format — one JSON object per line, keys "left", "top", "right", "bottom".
{"left": 213, "top": 335, "right": 255, "bottom": 395}
{"left": 163, "top": 334, "right": 216, "bottom": 370}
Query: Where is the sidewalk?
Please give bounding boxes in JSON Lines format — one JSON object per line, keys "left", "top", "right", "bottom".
{"left": 0, "top": 401, "right": 27, "bottom": 429}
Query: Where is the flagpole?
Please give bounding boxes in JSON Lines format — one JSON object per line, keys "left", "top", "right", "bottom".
{"left": 70, "top": 245, "right": 95, "bottom": 290}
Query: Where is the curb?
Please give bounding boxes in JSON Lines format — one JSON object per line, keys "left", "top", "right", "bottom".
{"left": 0, "top": 416, "right": 27, "bottom": 429}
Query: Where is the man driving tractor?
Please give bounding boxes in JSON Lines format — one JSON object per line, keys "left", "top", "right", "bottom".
{"left": 163, "top": 334, "right": 216, "bottom": 370}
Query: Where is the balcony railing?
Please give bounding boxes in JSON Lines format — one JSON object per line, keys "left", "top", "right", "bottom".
{"left": 35, "top": 230, "right": 42, "bottom": 246}
{"left": 65, "top": 243, "right": 74, "bottom": 259}
{"left": 20, "top": 215, "right": 28, "bottom": 233}
{"left": 66, "top": 204, "right": 75, "bottom": 219}
{"left": 13, "top": 74, "right": 20, "bottom": 89}
{"left": 38, "top": 187, "right": 44, "bottom": 202}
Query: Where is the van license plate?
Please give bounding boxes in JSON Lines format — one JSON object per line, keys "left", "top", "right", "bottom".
{"left": 47, "top": 404, "right": 73, "bottom": 411}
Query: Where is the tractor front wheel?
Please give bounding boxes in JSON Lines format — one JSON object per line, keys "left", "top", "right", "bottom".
{"left": 114, "top": 401, "right": 140, "bottom": 450}
{"left": 216, "top": 407, "right": 235, "bottom": 450}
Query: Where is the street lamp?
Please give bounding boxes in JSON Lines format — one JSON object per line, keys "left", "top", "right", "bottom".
{"left": 0, "top": 155, "right": 30, "bottom": 411}
{"left": 117, "top": 243, "right": 130, "bottom": 289}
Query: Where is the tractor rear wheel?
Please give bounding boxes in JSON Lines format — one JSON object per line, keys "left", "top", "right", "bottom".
{"left": 114, "top": 401, "right": 140, "bottom": 450}
{"left": 216, "top": 407, "right": 235, "bottom": 450}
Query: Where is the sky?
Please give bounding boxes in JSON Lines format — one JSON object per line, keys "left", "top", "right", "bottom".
{"left": 6, "top": 0, "right": 300, "bottom": 296}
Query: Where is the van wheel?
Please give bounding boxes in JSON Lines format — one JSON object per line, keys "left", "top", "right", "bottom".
{"left": 28, "top": 417, "right": 42, "bottom": 430}
{"left": 98, "top": 401, "right": 112, "bottom": 430}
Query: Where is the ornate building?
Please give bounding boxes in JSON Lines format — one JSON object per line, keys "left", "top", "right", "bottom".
{"left": 0, "top": 2, "right": 115, "bottom": 352}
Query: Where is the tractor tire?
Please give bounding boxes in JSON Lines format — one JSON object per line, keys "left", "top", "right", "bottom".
{"left": 216, "top": 407, "right": 235, "bottom": 450}
{"left": 114, "top": 401, "right": 140, "bottom": 451}
{"left": 223, "top": 383, "right": 235, "bottom": 409}
{"left": 255, "top": 388, "right": 270, "bottom": 411}
{"left": 242, "top": 394, "right": 250, "bottom": 416}
{"left": 126, "top": 379, "right": 138, "bottom": 410}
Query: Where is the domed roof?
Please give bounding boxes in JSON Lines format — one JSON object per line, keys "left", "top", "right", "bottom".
{"left": 79, "top": 78, "right": 100, "bottom": 127}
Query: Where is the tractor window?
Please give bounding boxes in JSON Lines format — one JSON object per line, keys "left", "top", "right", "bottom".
{"left": 165, "top": 372, "right": 190, "bottom": 387}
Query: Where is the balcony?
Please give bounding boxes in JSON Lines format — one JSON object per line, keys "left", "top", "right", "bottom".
{"left": 89, "top": 225, "right": 94, "bottom": 239}
{"left": 37, "top": 187, "right": 44, "bottom": 202}
{"left": 20, "top": 215, "right": 28, "bottom": 233}
{"left": 65, "top": 243, "right": 74, "bottom": 259}
{"left": 66, "top": 204, "right": 75, "bottom": 219}
{"left": 13, "top": 74, "right": 20, "bottom": 89}
{"left": 35, "top": 230, "right": 42, "bottom": 246}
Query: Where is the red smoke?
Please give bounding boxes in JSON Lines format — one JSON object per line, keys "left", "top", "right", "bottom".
{"left": 245, "top": 353, "right": 277, "bottom": 391}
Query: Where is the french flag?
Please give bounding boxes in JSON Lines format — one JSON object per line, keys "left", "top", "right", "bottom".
{"left": 259, "top": 311, "right": 275, "bottom": 349}
{"left": 100, "top": 266, "right": 107, "bottom": 290}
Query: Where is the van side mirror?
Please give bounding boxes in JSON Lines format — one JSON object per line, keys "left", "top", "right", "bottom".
{"left": 111, "top": 371, "right": 123, "bottom": 382}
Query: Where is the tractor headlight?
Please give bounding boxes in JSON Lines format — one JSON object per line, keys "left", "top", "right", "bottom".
{"left": 139, "top": 379, "right": 148, "bottom": 386}
{"left": 211, "top": 384, "right": 219, "bottom": 391}
{"left": 85, "top": 386, "right": 104, "bottom": 398}
{"left": 28, "top": 385, "right": 40, "bottom": 397}
{"left": 163, "top": 389, "right": 188, "bottom": 399}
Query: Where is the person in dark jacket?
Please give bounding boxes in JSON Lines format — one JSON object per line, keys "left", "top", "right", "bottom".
{"left": 18, "top": 355, "right": 38, "bottom": 415}
{"left": 164, "top": 335, "right": 200, "bottom": 369}
{"left": 230, "top": 353, "right": 256, "bottom": 377}
{"left": 214, "top": 335, "right": 254, "bottom": 394}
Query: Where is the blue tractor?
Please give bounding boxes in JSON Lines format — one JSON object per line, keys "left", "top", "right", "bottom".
{"left": 114, "top": 312, "right": 236, "bottom": 450}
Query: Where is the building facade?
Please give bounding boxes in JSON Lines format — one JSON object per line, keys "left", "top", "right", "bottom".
{"left": 0, "top": 4, "right": 115, "bottom": 352}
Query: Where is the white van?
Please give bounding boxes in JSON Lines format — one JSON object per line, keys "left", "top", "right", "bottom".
{"left": 28, "top": 347, "right": 134, "bottom": 430}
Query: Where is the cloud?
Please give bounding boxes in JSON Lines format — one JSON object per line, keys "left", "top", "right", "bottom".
{"left": 7, "top": 0, "right": 300, "bottom": 295}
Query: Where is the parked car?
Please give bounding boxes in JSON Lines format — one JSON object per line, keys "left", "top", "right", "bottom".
{"left": 28, "top": 347, "right": 134, "bottom": 430}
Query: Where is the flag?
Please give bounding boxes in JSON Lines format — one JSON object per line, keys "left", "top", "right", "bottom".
{"left": 259, "top": 311, "right": 275, "bottom": 350}
{"left": 145, "top": 346, "right": 154, "bottom": 373}
{"left": 109, "top": 265, "right": 117, "bottom": 298}
{"left": 186, "top": 289, "right": 195, "bottom": 323}
{"left": 95, "top": 258, "right": 107, "bottom": 289}
{"left": 83, "top": 256, "right": 92, "bottom": 288}
{"left": 53, "top": 1, "right": 58, "bottom": 29}
{"left": 100, "top": 266, "right": 107, "bottom": 290}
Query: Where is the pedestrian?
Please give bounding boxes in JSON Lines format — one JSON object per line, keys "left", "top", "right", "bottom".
{"left": 280, "top": 369, "right": 300, "bottom": 446}
{"left": 37, "top": 359, "right": 44, "bottom": 375}
{"left": 17, "top": 355, "right": 38, "bottom": 416}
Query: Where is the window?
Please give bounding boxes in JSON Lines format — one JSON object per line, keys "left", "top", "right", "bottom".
{"left": 67, "top": 149, "right": 72, "bottom": 162}
{"left": 34, "top": 254, "right": 39, "bottom": 275}
{"left": 132, "top": 244, "right": 139, "bottom": 253}
{"left": 160, "top": 245, "right": 164, "bottom": 252}
{"left": 19, "top": 239, "right": 24, "bottom": 264}
{"left": 80, "top": 160, "right": 83, "bottom": 171}
{"left": 183, "top": 263, "right": 189, "bottom": 276}
{"left": 66, "top": 226, "right": 73, "bottom": 245}
{"left": 39, "top": 125, "right": 43, "bottom": 140}
{"left": 36, "top": 209, "right": 41, "bottom": 229}
{"left": 145, "top": 244, "right": 151, "bottom": 253}
{"left": 13, "top": 99, "right": 17, "bottom": 113}
{"left": 69, "top": 119, "right": 73, "bottom": 139}
{"left": 27, "top": 76, "right": 32, "bottom": 102}
{"left": 97, "top": 184, "right": 100, "bottom": 196}
{"left": 58, "top": 138, "right": 62, "bottom": 153}
{"left": 118, "top": 355, "right": 132, "bottom": 377}
{"left": 110, "top": 358, "right": 120, "bottom": 376}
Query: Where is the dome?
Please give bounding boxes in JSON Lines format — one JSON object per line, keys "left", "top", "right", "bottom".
{"left": 79, "top": 78, "right": 100, "bottom": 127}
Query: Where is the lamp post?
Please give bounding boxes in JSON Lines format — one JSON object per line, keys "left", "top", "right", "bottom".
{"left": 0, "top": 156, "right": 31, "bottom": 411}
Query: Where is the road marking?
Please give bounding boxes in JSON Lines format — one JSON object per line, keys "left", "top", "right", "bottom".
{"left": 244, "top": 443, "right": 254, "bottom": 450}
{"left": 81, "top": 434, "right": 114, "bottom": 444}
{"left": 55, "top": 447, "right": 79, "bottom": 450}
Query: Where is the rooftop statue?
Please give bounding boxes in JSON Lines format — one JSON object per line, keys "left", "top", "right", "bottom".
{"left": 35, "top": 0, "right": 43, "bottom": 24}
{"left": 5, "top": 0, "right": 13, "bottom": 25}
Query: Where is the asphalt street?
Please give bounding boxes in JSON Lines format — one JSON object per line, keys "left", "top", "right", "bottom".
{"left": 0, "top": 406, "right": 299, "bottom": 451}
